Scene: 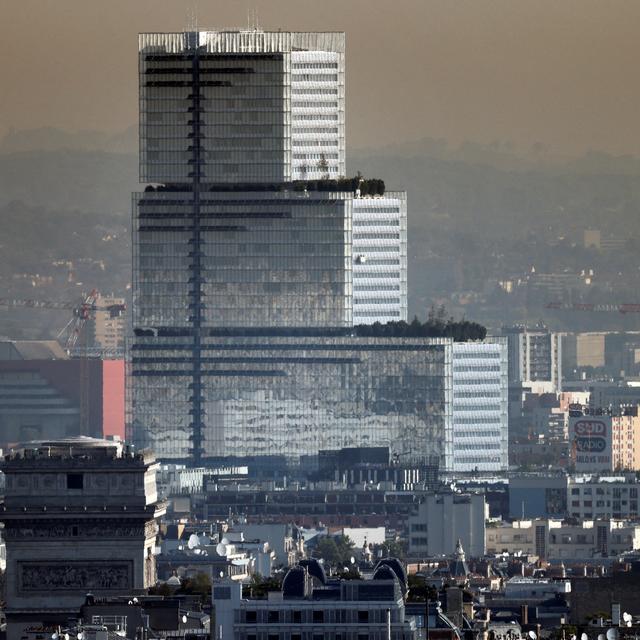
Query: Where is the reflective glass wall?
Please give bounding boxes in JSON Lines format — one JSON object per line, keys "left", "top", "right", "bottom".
{"left": 133, "top": 190, "right": 352, "bottom": 329}
{"left": 129, "top": 335, "right": 453, "bottom": 465}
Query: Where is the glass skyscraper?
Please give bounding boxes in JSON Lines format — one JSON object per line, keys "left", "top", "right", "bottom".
{"left": 129, "top": 30, "right": 463, "bottom": 468}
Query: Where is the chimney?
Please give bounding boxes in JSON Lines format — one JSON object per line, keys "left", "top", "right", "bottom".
{"left": 521, "top": 605, "right": 529, "bottom": 626}
{"left": 612, "top": 603, "right": 621, "bottom": 626}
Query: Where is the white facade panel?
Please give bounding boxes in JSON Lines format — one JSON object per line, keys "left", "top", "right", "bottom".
{"left": 452, "top": 340, "right": 509, "bottom": 472}
{"left": 352, "top": 193, "right": 408, "bottom": 324}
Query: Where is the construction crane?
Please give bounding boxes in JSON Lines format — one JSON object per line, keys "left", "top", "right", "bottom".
{"left": 0, "top": 290, "right": 126, "bottom": 433}
{"left": 546, "top": 302, "right": 640, "bottom": 314}
{"left": 0, "top": 289, "right": 126, "bottom": 352}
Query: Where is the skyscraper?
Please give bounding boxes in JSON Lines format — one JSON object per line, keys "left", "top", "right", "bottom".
{"left": 129, "top": 30, "right": 427, "bottom": 466}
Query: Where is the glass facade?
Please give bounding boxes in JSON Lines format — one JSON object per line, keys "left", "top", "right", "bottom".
{"left": 130, "top": 31, "right": 421, "bottom": 465}
{"left": 138, "top": 31, "right": 345, "bottom": 184}
{"left": 451, "top": 340, "right": 509, "bottom": 472}
{"left": 133, "top": 190, "right": 352, "bottom": 329}
{"left": 129, "top": 335, "right": 452, "bottom": 465}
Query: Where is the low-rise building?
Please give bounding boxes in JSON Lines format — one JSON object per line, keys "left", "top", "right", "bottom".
{"left": 408, "top": 492, "right": 487, "bottom": 558}
{"left": 213, "top": 559, "right": 418, "bottom": 640}
{"left": 486, "top": 518, "right": 640, "bottom": 559}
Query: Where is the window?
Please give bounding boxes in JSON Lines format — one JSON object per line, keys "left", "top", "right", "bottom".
{"left": 358, "top": 611, "right": 369, "bottom": 623}
{"left": 292, "top": 611, "right": 302, "bottom": 624}
{"left": 67, "top": 473, "right": 84, "bottom": 490}
{"left": 267, "top": 611, "right": 279, "bottom": 623}
{"left": 312, "top": 610, "right": 324, "bottom": 623}
{"left": 245, "top": 611, "right": 257, "bottom": 624}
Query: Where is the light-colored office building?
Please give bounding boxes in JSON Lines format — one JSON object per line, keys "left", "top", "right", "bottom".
{"left": 486, "top": 518, "right": 640, "bottom": 560}
{"left": 451, "top": 340, "right": 508, "bottom": 472}
{"left": 408, "top": 492, "right": 487, "bottom": 558}
{"left": 503, "top": 326, "right": 562, "bottom": 393}
{"left": 352, "top": 193, "right": 407, "bottom": 324}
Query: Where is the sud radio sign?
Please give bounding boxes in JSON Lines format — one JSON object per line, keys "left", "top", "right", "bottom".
{"left": 569, "top": 415, "right": 613, "bottom": 471}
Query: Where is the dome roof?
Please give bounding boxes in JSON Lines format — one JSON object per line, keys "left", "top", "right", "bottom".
{"left": 282, "top": 565, "right": 308, "bottom": 598}
{"left": 373, "top": 564, "right": 399, "bottom": 582}
{"left": 375, "top": 558, "right": 408, "bottom": 595}
{"left": 299, "top": 558, "right": 327, "bottom": 585}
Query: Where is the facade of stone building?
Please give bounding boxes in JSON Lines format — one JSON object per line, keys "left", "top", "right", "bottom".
{"left": 0, "top": 437, "right": 166, "bottom": 640}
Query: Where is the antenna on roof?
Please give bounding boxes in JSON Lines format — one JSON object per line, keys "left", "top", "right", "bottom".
{"left": 247, "top": 5, "right": 260, "bottom": 31}
{"left": 186, "top": 0, "right": 198, "bottom": 32}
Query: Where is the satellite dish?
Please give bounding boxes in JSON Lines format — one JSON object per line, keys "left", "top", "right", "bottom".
{"left": 216, "top": 542, "right": 227, "bottom": 556}
{"left": 581, "top": 633, "right": 588, "bottom": 640}
{"left": 598, "top": 634, "right": 606, "bottom": 640}
{"left": 221, "top": 537, "right": 230, "bottom": 545}
{"left": 529, "top": 631, "right": 537, "bottom": 640}
{"left": 51, "top": 634, "right": 59, "bottom": 640}
{"left": 219, "top": 570, "right": 225, "bottom": 578}
{"left": 623, "top": 613, "right": 632, "bottom": 623}
{"left": 182, "top": 615, "right": 188, "bottom": 624}
{"left": 350, "top": 556, "right": 355, "bottom": 565}
{"left": 607, "top": 629, "right": 619, "bottom": 640}
{"left": 77, "top": 633, "right": 84, "bottom": 640}
{"left": 187, "top": 533, "right": 199, "bottom": 549}
{"left": 570, "top": 635, "right": 576, "bottom": 640}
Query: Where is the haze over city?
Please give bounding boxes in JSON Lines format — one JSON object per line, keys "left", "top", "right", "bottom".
{"left": 2, "top": 0, "right": 640, "bottom": 156}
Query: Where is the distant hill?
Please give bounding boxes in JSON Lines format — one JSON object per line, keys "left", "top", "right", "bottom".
{"left": 2, "top": 128, "right": 640, "bottom": 336}
{"left": 0, "top": 126, "right": 138, "bottom": 155}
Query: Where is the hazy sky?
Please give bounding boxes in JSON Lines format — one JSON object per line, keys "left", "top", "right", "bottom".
{"left": 1, "top": 0, "right": 639, "bottom": 155}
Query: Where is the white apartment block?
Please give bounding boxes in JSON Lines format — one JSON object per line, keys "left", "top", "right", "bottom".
{"left": 451, "top": 340, "right": 509, "bottom": 472}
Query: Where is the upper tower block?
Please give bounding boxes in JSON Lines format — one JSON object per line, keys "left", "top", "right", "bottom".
{"left": 138, "top": 31, "right": 345, "bottom": 184}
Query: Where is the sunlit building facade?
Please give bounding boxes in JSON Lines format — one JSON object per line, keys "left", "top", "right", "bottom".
{"left": 131, "top": 335, "right": 453, "bottom": 465}
{"left": 451, "top": 340, "right": 509, "bottom": 472}
{"left": 352, "top": 193, "right": 408, "bottom": 324}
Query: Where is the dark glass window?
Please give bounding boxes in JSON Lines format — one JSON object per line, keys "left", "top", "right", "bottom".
{"left": 67, "top": 473, "right": 83, "bottom": 490}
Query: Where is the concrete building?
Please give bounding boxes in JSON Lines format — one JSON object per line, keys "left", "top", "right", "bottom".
{"left": 407, "top": 492, "right": 486, "bottom": 558}
{"left": 567, "top": 474, "right": 640, "bottom": 520}
{"left": 213, "top": 559, "right": 418, "bottom": 640}
{"left": 451, "top": 340, "right": 508, "bottom": 472}
{"left": 568, "top": 406, "right": 640, "bottom": 472}
{"left": 486, "top": 518, "right": 640, "bottom": 559}
{"left": 88, "top": 293, "right": 126, "bottom": 353}
{"left": 130, "top": 30, "right": 413, "bottom": 465}
{"left": 0, "top": 437, "right": 166, "bottom": 639}
{"left": 0, "top": 343, "right": 125, "bottom": 446}
{"left": 503, "top": 326, "right": 562, "bottom": 393}
{"left": 230, "top": 523, "right": 298, "bottom": 568}
{"left": 508, "top": 474, "right": 569, "bottom": 519}
{"left": 590, "top": 383, "right": 640, "bottom": 413}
